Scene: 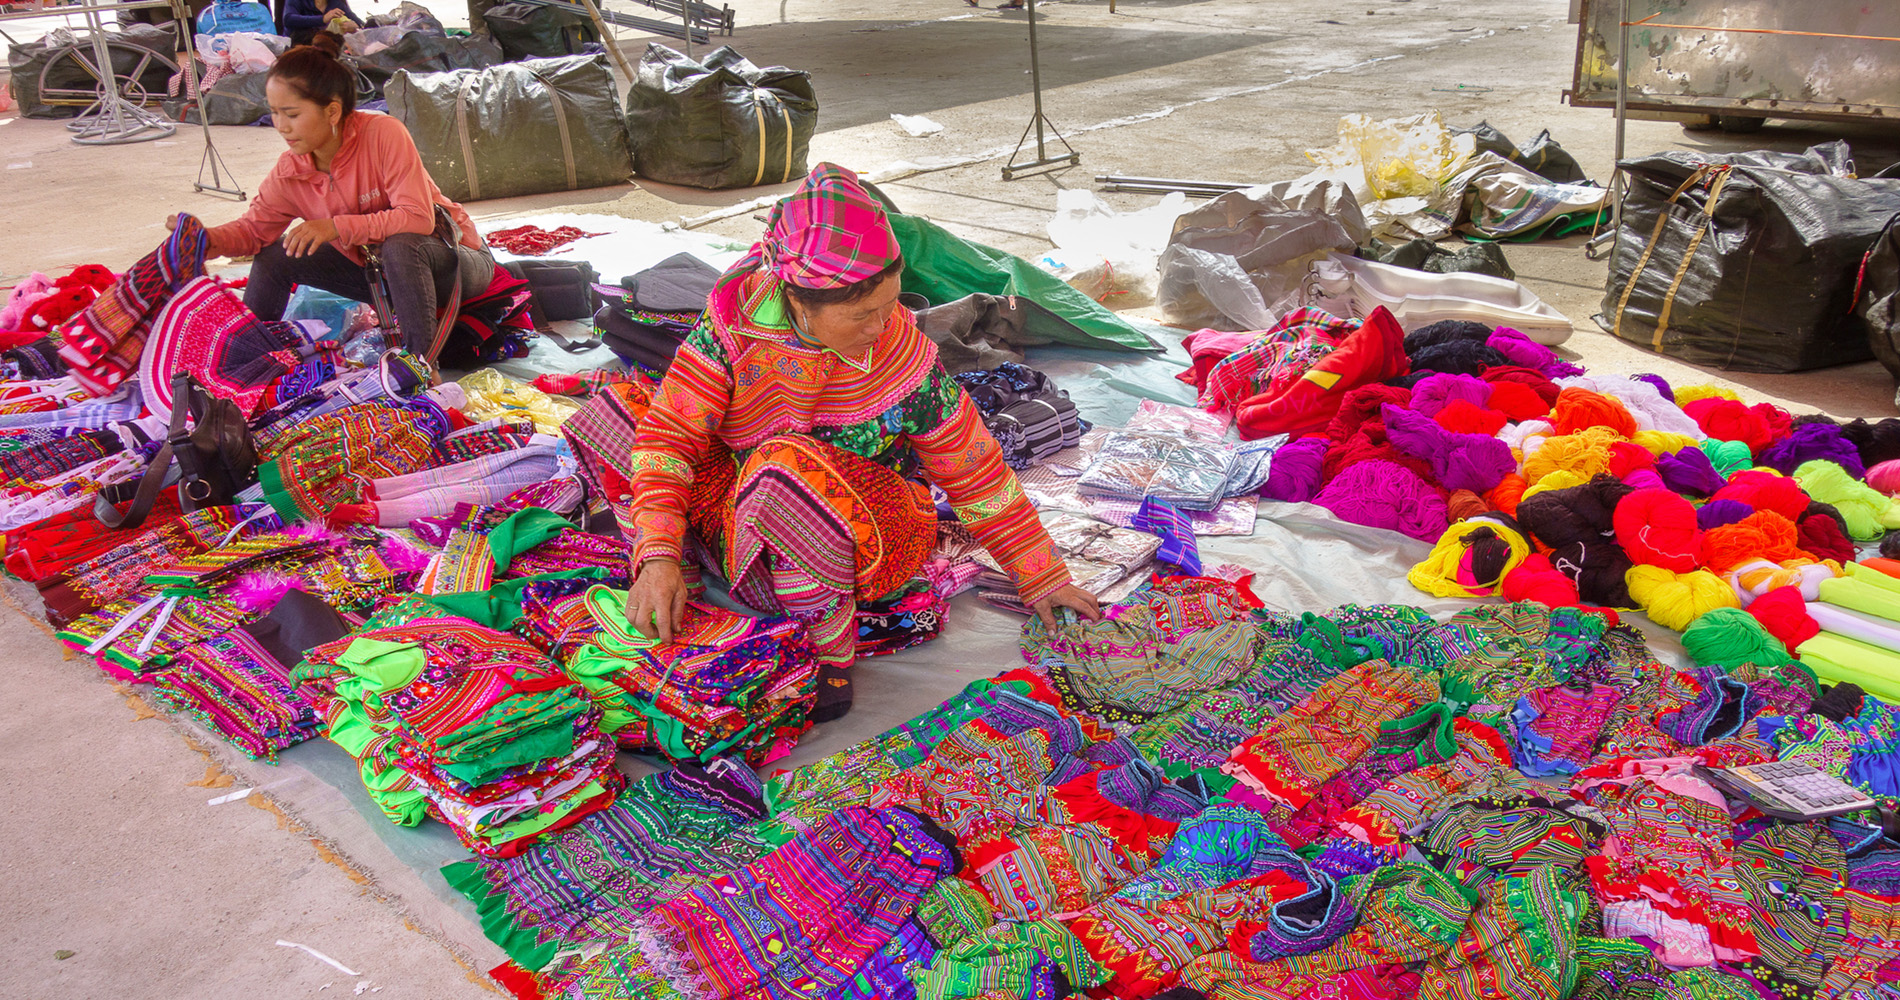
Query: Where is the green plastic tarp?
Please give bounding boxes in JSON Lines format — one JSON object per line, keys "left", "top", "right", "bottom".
{"left": 885, "top": 213, "right": 1160, "bottom": 355}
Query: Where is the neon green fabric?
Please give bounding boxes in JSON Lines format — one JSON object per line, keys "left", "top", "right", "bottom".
{"left": 1817, "top": 575, "right": 1900, "bottom": 622}
{"left": 336, "top": 637, "right": 427, "bottom": 692}
{"left": 426, "top": 568, "right": 611, "bottom": 630}
{"left": 1796, "top": 630, "right": 1900, "bottom": 703}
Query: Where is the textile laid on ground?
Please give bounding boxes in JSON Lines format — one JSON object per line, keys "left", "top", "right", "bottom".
{"left": 439, "top": 587, "right": 1900, "bottom": 1000}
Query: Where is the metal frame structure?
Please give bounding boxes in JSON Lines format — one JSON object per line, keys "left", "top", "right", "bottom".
{"left": 0, "top": 0, "right": 245, "bottom": 195}
{"left": 1000, "top": 0, "right": 1077, "bottom": 181}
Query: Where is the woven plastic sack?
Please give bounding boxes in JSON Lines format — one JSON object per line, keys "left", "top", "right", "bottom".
{"left": 386, "top": 53, "right": 632, "bottom": 202}
{"left": 479, "top": 0, "right": 597, "bottom": 61}
{"left": 1600, "top": 141, "right": 1900, "bottom": 372}
{"left": 624, "top": 44, "right": 817, "bottom": 190}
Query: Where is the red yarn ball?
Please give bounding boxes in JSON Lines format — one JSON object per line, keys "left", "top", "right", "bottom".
{"left": 1712, "top": 471, "right": 1811, "bottom": 521}
{"left": 1797, "top": 513, "right": 1855, "bottom": 562}
{"left": 1748, "top": 585, "right": 1819, "bottom": 652}
{"left": 1501, "top": 552, "right": 1582, "bottom": 607}
{"left": 1434, "top": 399, "right": 1509, "bottom": 437}
{"left": 1614, "top": 488, "right": 1702, "bottom": 572}
{"left": 1326, "top": 384, "right": 1412, "bottom": 443}
{"left": 1323, "top": 427, "right": 1435, "bottom": 484}
{"left": 1752, "top": 403, "right": 1794, "bottom": 448}
{"left": 1607, "top": 441, "right": 1657, "bottom": 479}
{"left": 1481, "top": 366, "right": 1561, "bottom": 407}
{"left": 1551, "top": 388, "right": 1639, "bottom": 438}
{"left": 1684, "top": 398, "right": 1773, "bottom": 455}
{"left": 1485, "top": 382, "right": 1552, "bottom": 422}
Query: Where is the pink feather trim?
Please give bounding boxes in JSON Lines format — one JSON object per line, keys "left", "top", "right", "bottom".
{"left": 228, "top": 570, "right": 300, "bottom": 613}
{"left": 377, "top": 535, "right": 435, "bottom": 574}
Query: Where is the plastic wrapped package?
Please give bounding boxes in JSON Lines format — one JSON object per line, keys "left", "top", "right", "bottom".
{"left": 1076, "top": 430, "right": 1236, "bottom": 511}
{"left": 1039, "top": 189, "right": 1187, "bottom": 307}
{"left": 456, "top": 368, "right": 582, "bottom": 434}
{"left": 1298, "top": 111, "right": 1478, "bottom": 239}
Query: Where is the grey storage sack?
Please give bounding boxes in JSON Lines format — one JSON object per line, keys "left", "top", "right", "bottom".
{"left": 348, "top": 31, "right": 504, "bottom": 101}
{"left": 624, "top": 44, "right": 817, "bottom": 190}
{"left": 9, "top": 24, "right": 176, "bottom": 120}
{"left": 385, "top": 53, "right": 632, "bottom": 203}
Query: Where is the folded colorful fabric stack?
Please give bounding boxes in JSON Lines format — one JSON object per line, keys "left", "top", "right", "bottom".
{"left": 294, "top": 596, "right": 624, "bottom": 858}
{"left": 566, "top": 585, "right": 820, "bottom": 766}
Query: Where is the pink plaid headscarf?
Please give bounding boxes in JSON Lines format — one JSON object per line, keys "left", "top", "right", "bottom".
{"left": 757, "top": 163, "right": 902, "bottom": 290}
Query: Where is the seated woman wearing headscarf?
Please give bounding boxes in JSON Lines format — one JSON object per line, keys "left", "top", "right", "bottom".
{"left": 623, "top": 163, "right": 1101, "bottom": 722}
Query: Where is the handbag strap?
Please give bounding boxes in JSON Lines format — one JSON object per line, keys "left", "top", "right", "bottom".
{"left": 93, "top": 372, "right": 195, "bottom": 530}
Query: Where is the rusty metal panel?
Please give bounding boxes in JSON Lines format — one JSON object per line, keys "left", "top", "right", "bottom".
{"left": 1571, "top": 0, "right": 1900, "bottom": 123}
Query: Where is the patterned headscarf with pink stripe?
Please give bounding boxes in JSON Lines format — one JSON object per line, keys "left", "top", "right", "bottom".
{"left": 756, "top": 163, "right": 902, "bottom": 290}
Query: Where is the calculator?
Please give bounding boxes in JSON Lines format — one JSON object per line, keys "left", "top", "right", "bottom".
{"left": 1696, "top": 760, "right": 1877, "bottom": 821}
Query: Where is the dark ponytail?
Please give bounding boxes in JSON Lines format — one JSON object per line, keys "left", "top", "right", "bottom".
{"left": 269, "top": 36, "right": 355, "bottom": 117}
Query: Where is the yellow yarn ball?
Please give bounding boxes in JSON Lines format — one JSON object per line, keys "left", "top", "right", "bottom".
{"left": 1630, "top": 430, "right": 1700, "bottom": 457}
{"left": 1520, "top": 469, "right": 1591, "bottom": 502}
{"left": 1673, "top": 384, "right": 1744, "bottom": 406}
{"left": 1522, "top": 426, "right": 1625, "bottom": 484}
{"left": 1626, "top": 564, "right": 1740, "bottom": 631}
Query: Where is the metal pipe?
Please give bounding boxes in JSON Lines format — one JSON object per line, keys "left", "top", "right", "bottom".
{"left": 1026, "top": 0, "right": 1045, "bottom": 161}
{"left": 1612, "top": 0, "right": 1631, "bottom": 265}
{"left": 1095, "top": 174, "right": 1251, "bottom": 189}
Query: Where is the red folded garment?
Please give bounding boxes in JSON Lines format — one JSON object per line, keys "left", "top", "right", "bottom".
{"left": 1235, "top": 307, "right": 1408, "bottom": 440}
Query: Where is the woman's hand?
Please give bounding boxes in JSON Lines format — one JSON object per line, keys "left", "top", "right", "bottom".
{"left": 626, "top": 558, "right": 687, "bottom": 642}
{"left": 281, "top": 219, "right": 339, "bottom": 258}
{"left": 1031, "top": 583, "right": 1102, "bottom": 631}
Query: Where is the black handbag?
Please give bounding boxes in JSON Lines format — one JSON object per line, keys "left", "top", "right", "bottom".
{"left": 95, "top": 371, "right": 260, "bottom": 530}
{"left": 504, "top": 259, "right": 601, "bottom": 330}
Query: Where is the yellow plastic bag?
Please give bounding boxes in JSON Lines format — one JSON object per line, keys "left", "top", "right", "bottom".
{"left": 455, "top": 369, "right": 580, "bottom": 434}
{"left": 1306, "top": 111, "right": 1476, "bottom": 201}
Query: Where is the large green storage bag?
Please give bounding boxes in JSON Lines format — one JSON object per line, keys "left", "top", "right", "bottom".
{"left": 386, "top": 54, "right": 633, "bottom": 203}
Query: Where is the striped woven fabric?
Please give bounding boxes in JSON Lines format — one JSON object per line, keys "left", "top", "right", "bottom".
{"left": 637, "top": 805, "right": 957, "bottom": 1000}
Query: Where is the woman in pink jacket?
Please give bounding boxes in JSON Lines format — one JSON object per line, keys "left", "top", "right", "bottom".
{"left": 175, "top": 36, "right": 492, "bottom": 365}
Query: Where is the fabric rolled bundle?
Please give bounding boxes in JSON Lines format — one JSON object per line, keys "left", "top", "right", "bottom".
{"left": 1807, "top": 601, "right": 1900, "bottom": 655}
{"left": 1796, "top": 630, "right": 1900, "bottom": 703}
{"left": 1815, "top": 574, "right": 1900, "bottom": 621}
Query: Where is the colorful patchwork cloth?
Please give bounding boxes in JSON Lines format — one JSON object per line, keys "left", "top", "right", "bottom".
{"left": 636, "top": 805, "right": 958, "bottom": 1000}
{"left": 57, "top": 213, "right": 209, "bottom": 395}
{"left": 1023, "top": 576, "right": 1261, "bottom": 724}
{"left": 570, "top": 586, "right": 819, "bottom": 765}
{"left": 293, "top": 598, "right": 623, "bottom": 857}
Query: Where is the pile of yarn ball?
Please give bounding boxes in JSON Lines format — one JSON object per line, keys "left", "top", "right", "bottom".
{"left": 1232, "top": 317, "right": 1900, "bottom": 634}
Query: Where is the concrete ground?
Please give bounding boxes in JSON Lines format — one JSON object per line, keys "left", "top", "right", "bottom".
{"left": 4, "top": 0, "right": 1900, "bottom": 995}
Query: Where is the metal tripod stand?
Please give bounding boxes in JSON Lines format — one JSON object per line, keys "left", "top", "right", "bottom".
{"left": 1000, "top": 0, "right": 1077, "bottom": 181}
